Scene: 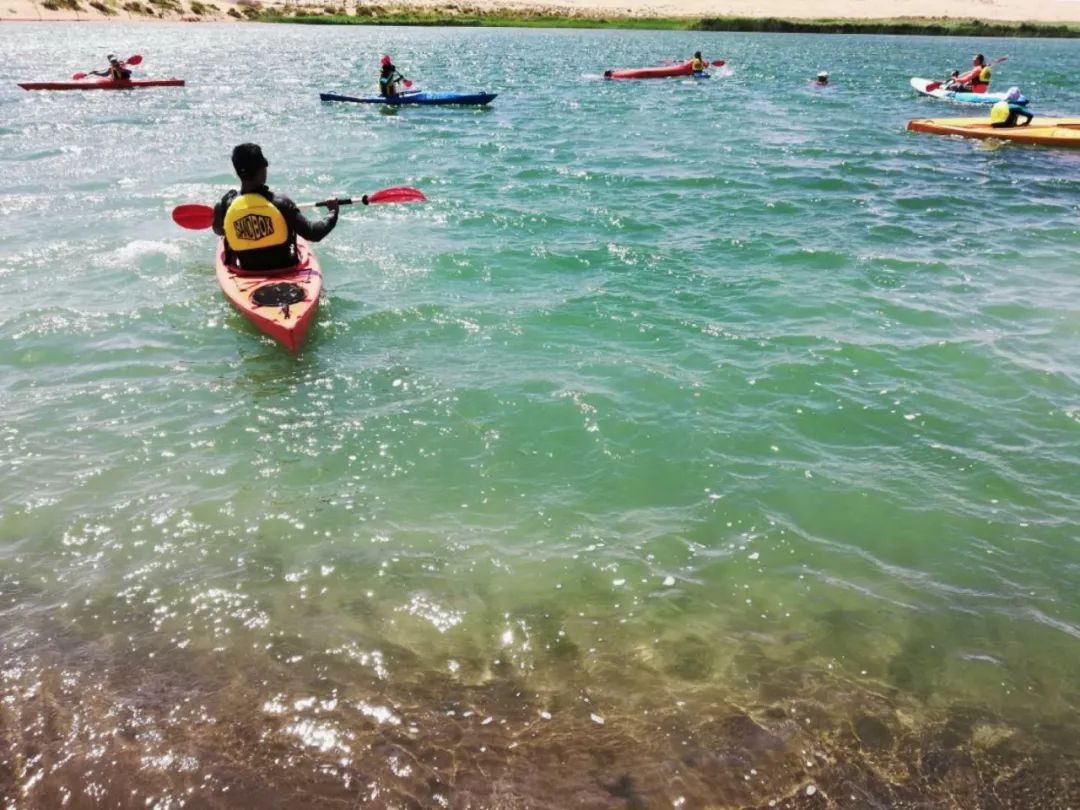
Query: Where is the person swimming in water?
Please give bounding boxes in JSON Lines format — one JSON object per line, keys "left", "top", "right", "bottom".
{"left": 814, "top": 71, "right": 829, "bottom": 86}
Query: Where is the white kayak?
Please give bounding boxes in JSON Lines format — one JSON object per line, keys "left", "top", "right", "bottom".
{"left": 910, "top": 77, "right": 1028, "bottom": 107}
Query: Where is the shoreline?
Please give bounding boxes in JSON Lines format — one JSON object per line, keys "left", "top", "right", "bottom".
{"left": 267, "top": 10, "right": 1080, "bottom": 36}
{"left": 4, "top": 0, "right": 1080, "bottom": 33}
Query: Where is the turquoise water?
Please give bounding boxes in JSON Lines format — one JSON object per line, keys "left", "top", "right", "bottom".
{"left": 2, "top": 22, "right": 1080, "bottom": 807}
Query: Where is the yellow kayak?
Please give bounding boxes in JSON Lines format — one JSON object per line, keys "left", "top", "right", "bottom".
{"left": 907, "top": 117, "right": 1080, "bottom": 148}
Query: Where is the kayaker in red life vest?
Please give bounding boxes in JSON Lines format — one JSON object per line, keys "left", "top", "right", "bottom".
{"left": 379, "top": 55, "right": 407, "bottom": 97}
{"left": 947, "top": 54, "right": 992, "bottom": 93}
{"left": 91, "top": 54, "right": 131, "bottom": 81}
{"left": 212, "top": 143, "right": 339, "bottom": 273}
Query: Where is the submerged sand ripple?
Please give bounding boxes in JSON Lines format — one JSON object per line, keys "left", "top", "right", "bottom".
{"left": 2, "top": 624, "right": 1078, "bottom": 808}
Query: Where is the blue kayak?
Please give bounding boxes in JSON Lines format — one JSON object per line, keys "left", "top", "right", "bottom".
{"left": 910, "top": 77, "right": 1028, "bottom": 106}
{"left": 320, "top": 90, "right": 497, "bottom": 106}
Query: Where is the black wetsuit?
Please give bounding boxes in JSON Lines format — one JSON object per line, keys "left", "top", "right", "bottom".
{"left": 212, "top": 186, "right": 338, "bottom": 272}
{"left": 991, "top": 103, "right": 1034, "bottom": 129}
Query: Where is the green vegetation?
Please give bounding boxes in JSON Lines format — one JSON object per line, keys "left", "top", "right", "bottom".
{"left": 255, "top": 6, "right": 1080, "bottom": 36}
{"left": 189, "top": 0, "right": 211, "bottom": 11}
{"left": 692, "top": 16, "right": 1080, "bottom": 36}
{"left": 263, "top": 6, "right": 689, "bottom": 28}
{"left": 122, "top": 0, "right": 153, "bottom": 13}
{"left": 42, "top": 0, "right": 83, "bottom": 10}
{"left": 89, "top": 0, "right": 118, "bottom": 11}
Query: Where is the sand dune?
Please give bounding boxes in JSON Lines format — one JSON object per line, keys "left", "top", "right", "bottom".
{"left": 3, "top": 0, "right": 1077, "bottom": 24}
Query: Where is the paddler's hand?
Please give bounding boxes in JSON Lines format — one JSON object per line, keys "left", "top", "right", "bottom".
{"left": 325, "top": 200, "right": 340, "bottom": 216}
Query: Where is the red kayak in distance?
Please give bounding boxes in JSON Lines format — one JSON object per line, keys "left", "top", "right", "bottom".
{"left": 604, "top": 60, "right": 695, "bottom": 80}
{"left": 18, "top": 78, "right": 185, "bottom": 91}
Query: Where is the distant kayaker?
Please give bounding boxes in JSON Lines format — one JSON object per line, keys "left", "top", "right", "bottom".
{"left": 947, "top": 54, "right": 991, "bottom": 93}
{"left": 92, "top": 54, "right": 131, "bottom": 81}
{"left": 690, "top": 51, "right": 707, "bottom": 72}
{"left": 212, "top": 143, "right": 339, "bottom": 273}
{"left": 379, "top": 55, "right": 407, "bottom": 97}
{"left": 990, "top": 87, "right": 1033, "bottom": 129}
{"left": 814, "top": 71, "right": 829, "bottom": 86}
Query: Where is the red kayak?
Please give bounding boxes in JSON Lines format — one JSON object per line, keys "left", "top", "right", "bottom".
{"left": 18, "top": 78, "right": 185, "bottom": 91}
{"left": 604, "top": 60, "right": 695, "bottom": 80}
{"left": 215, "top": 238, "right": 323, "bottom": 352}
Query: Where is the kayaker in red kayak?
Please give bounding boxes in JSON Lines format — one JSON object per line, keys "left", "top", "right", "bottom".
{"left": 91, "top": 54, "right": 132, "bottom": 82}
{"left": 378, "top": 55, "right": 408, "bottom": 97}
{"left": 212, "top": 143, "right": 339, "bottom": 273}
{"left": 946, "top": 54, "right": 992, "bottom": 93}
{"left": 690, "top": 51, "right": 707, "bottom": 72}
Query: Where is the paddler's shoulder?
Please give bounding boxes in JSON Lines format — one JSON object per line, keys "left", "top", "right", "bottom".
{"left": 215, "top": 188, "right": 239, "bottom": 210}
{"left": 264, "top": 188, "right": 300, "bottom": 214}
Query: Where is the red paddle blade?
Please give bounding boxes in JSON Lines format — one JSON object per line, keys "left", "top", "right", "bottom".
{"left": 125, "top": 54, "right": 143, "bottom": 66}
{"left": 711, "top": 60, "right": 726, "bottom": 67}
{"left": 172, "top": 203, "right": 214, "bottom": 230}
{"left": 367, "top": 186, "right": 427, "bottom": 205}
{"left": 926, "top": 81, "right": 943, "bottom": 92}
{"left": 72, "top": 72, "right": 88, "bottom": 80}
{"left": 403, "top": 79, "right": 414, "bottom": 88}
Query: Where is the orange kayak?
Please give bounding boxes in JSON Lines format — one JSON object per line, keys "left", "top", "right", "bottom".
{"left": 907, "top": 117, "right": 1080, "bottom": 148}
{"left": 215, "top": 238, "right": 322, "bottom": 351}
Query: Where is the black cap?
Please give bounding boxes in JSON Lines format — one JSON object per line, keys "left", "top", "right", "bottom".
{"left": 231, "top": 143, "right": 268, "bottom": 179}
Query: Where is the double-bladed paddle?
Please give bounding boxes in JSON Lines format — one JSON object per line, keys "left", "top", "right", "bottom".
{"left": 171, "top": 186, "right": 427, "bottom": 230}
{"left": 72, "top": 54, "right": 143, "bottom": 80}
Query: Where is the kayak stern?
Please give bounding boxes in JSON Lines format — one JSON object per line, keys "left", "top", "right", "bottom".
{"left": 215, "top": 238, "right": 323, "bottom": 351}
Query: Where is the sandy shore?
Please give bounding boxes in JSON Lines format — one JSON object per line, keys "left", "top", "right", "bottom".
{"left": 3, "top": 0, "right": 1079, "bottom": 28}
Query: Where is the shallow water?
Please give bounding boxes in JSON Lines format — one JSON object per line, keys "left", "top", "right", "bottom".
{"left": 1, "top": 22, "right": 1079, "bottom": 808}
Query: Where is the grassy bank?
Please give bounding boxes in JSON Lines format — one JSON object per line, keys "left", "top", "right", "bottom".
{"left": 257, "top": 6, "right": 1080, "bottom": 36}
{"left": 695, "top": 16, "right": 1080, "bottom": 36}
{"left": 261, "top": 9, "right": 689, "bottom": 28}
